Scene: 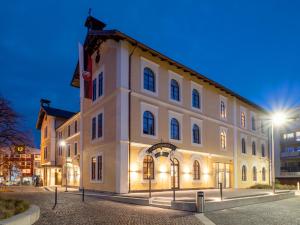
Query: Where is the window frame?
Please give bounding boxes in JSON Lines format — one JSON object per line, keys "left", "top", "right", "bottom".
{"left": 190, "top": 117, "right": 203, "bottom": 147}
{"left": 140, "top": 102, "right": 158, "bottom": 139}
{"left": 193, "top": 160, "right": 201, "bottom": 180}
{"left": 168, "top": 111, "right": 183, "bottom": 143}
{"left": 242, "top": 165, "right": 247, "bottom": 181}
{"left": 219, "top": 95, "right": 227, "bottom": 120}
{"left": 220, "top": 127, "right": 228, "bottom": 150}
{"left": 168, "top": 70, "right": 183, "bottom": 105}
{"left": 191, "top": 81, "right": 203, "bottom": 112}
{"left": 141, "top": 57, "right": 159, "bottom": 96}
{"left": 90, "top": 153, "right": 104, "bottom": 183}
{"left": 143, "top": 155, "right": 155, "bottom": 180}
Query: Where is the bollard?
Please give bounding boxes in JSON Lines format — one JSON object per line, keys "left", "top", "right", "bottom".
{"left": 196, "top": 191, "right": 205, "bottom": 213}
{"left": 219, "top": 182, "right": 223, "bottom": 201}
{"left": 82, "top": 188, "right": 85, "bottom": 202}
{"left": 52, "top": 187, "right": 57, "bottom": 210}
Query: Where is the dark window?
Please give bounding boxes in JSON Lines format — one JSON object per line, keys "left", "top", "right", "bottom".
{"left": 143, "top": 155, "right": 154, "bottom": 179}
{"left": 192, "top": 89, "right": 200, "bottom": 108}
{"left": 144, "top": 67, "right": 155, "bottom": 92}
{"left": 251, "top": 116, "right": 256, "bottom": 130}
{"left": 170, "top": 79, "right": 180, "bottom": 101}
{"left": 68, "top": 125, "right": 71, "bottom": 137}
{"left": 220, "top": 101, "right": 226, "bottom": 118}
{"left": 44, "top": 126, "right": 47, "bottom": 138}
{"left": 92, "top": 117, "right": 96, "bottom": 140}
{"left": 262, "top": 144, "right": 265, "bottom": 157}
{"left": 242, "top": 138, "right": 246, "bottom": 154}
{"left": 262, "top": 167, "right": 266, "bottom": 181}
{"left": 91, "top": 157, "right": 96, "bottom": 180}
{"left": 97, "top": 113, "right": 103, "bottom": 138}
{"left": 74, "top": 121, "right": 78, "bottom": 133}
{"left": 252, "top": 142, "right": 256, "bottom": 155}
{"left": 97, "top": 155, "right": 102, "bottom": 180}
{"left": 253, "top": 166, "right": 257, "bottom": 181}
{"left": 242, "top": 165, "right": 247, "bottom": 181}
{"left": 98, "top": 72, "right": 103, "bottom": 97}
{"left": 74, "top": 143, "right": 78, "bottom": 155}
{"left": 171, "top": 118, "right": 180, "bottom": 140}
{"left": 192, "top": 124, "right": 201, "bottom": 144}
{"left": 92, "top": 78, "right": 97, "bottom": 101}
{"left": 193, "top": 160, "right": 200, "bottom": 180}
{"left": 44, "top": 147, "right": 47, "bottom": 160}
{"left": 143, "top": 111, "right": 155, "bottom": 135}
{"left": 67, "top": 145, "right": 71, "bottom": 157}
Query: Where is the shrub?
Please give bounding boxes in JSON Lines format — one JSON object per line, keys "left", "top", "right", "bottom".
{"left": 0, "top": 199, "right": 29, "bottom": 220}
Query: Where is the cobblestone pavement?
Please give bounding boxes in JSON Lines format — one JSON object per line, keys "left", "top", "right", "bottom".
{"left": 205, "top": 196, "right": 300, "bottom": 225}
{"left": 0, "top": 188, "right": 203, "bottom": 225}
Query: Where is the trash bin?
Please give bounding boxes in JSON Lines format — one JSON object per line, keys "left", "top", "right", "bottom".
{"left": 196, "top": 191, "right": 205, "bottom": 213}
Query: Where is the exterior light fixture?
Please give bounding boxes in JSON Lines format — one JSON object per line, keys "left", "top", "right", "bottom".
{"left": 59, "top": 140, "right": 66, "bottom": 147}
{"left": 272, "top": 112, "right": 287, "bottom": 127}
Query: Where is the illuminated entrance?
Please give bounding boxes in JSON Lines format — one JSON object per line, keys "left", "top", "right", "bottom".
{"left": 214, "top": 162, "right": 231, "bottom": 188}
{"left": 171, "top": 158, "right": 180, "bottom": 189}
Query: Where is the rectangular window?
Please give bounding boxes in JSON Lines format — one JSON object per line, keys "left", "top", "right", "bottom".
{"left": 44, "top": 147, "right": 47, "bottom": 159}
{"left": 98, "top": 72, "right": 103, "bottom": 97}
{"left": 97, "top": 155, "right": 102, "bottom": 181}
{"left": 67, "top": 145, "right": 71, "bottom": 157}
{"left": 68, "top": 125, "right": 71, "bottom": 137}
{"left": 74, "top": 121, "right": 78, "bottom": 133}
{"left": 97, "top": 113, "right": 103, "bottom": 138}
{"left": 91, "top": 157, "right": 96, "bottom": 180}
{"left": 92, "top": 79, "right": 97, "bottom": 101}
{"left": 92, "top": 117, "right": 96, "bottom": 140}
{"left": 74, "top": 143, "right": 78, "bottom": 155}
{"left": 220, "top": 101, "right": 226, "bottom": 119}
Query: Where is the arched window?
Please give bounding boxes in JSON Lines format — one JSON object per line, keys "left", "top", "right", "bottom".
{"left": 220, "top": 101, "right": 226, "bottom": 118}
{"left": 262, "top": 167, "right": 266, "bottom": 181}
{"left": 261, "top": 144, "right": 265, "bottom": 157}
{"left": 252, "top": 142, "right": 256, "bottom": 155}
{"left": 170, "top": 79, "right": 180, "bottom": 101}
{"left": 253, "top": 166, "right": 257, "bottom": 181}
{"left": 192, "top": 89, "right": 200, "bottom": 109}
{"left": 241, "top": 112, "right": 246, "bottom": 128}
{"left": 144, "top": 67, "right": 155, "bottom": 92}
{"left": 242, "top": 165, "right": 247, "bottom": 181}
{"left": 192, "top": 124, "right": 201, "bottom": 144}
{"left": 242, "top": 138, "right": 246, "bottom": 154}
{"left": 193, "top": 160, "right": 200, "bottom": 180}
{"left": 143, "top": 111, "right": 155, "bottom": 135}
{"left": 220, "top": 130, "right": 226, "bottom": 149}
{"left": 171, "top": 118, "right": 180, "bottom": 140}
{"left": 143, "top": 155, "right": 154, "bottom": 180}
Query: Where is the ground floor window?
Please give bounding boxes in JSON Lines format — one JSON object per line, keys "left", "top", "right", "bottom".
{"left": 97, "top": 155, "right": 103, "bottom": 181}
{"left": 91, "top": 155, "right": 103, "bottom": 181}
{"left": 262, "top": 167, "right": 266, "bottom": 181}
{"left": 193, "top": 160, "right": 200, "bottom": 180}
{"left": 253, "top": 166, "right": 257, "bottom": 181}
{"left": 91, "top": 157, "right": 96, "bottom": 180}
{"left": 242, "top": 165, "right": 247, "bottom": 181}
{"left": 143, "top": 156, "right": 154, "bottom": 180}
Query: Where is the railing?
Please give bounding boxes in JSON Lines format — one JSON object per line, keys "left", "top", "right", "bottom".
{"left": 280, "top": 166, "right": 300, "bottom": 172}
{"left": 280, "top": 151, "right": 300, "bottom": 158}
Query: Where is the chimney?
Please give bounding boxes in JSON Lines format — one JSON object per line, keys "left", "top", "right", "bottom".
{"left": 40, "top": 99, "right": 51, "bottom": 107}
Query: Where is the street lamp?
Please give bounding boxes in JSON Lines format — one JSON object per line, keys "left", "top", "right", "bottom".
{"left": 59, "top": 140, "right": 68, "bottom": 192}
{"left": 271, "top": 111, "right": 287, "bottom": 194}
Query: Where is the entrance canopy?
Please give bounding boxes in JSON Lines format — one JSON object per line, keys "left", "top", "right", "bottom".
{"left": 146, "top": 142, "right": 177, "bottom": 158}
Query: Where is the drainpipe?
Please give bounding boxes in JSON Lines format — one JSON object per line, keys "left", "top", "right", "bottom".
{"left": 128, "top": 43, "right": 137, "bottom": 193}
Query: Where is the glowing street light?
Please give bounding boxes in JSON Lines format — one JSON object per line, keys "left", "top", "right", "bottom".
{"left": 272, "top": 112, "right": 287, "bottom": 127}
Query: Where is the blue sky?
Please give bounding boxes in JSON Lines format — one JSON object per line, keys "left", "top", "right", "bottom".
{"left": 1, "top": 0, "right": 300, "bottom": 147}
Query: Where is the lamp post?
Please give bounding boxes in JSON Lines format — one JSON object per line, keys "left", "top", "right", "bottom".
{"left": 59, "top": 140, "right": 68, "bottom": 192}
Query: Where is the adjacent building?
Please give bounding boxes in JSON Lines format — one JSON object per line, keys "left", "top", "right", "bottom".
{"left": 275, "top": 107, "right": 300, "bottom": 185}
{"left": 37, "top": 16, "right": 271, "bottom": 193}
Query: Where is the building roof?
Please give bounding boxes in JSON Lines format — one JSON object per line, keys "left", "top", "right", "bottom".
{"left": 36, "top": 106, "right": 76, "bottom": 130}
{"left": 71, "top": 16, "right": 267, "bottom": 113}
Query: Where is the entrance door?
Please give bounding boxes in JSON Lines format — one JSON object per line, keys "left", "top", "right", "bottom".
{"left": 215, "top": 163, "right": 231, "bottom": 188}
{"left": 171, "top": 158, "right": 180, "bottom": 189}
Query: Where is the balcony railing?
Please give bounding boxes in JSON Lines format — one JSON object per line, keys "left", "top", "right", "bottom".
{"left": 280, "top": 151, "right": 300, "bottom": 158}
{"left": 280, "top": 166, "right": 300, "bottom": 172}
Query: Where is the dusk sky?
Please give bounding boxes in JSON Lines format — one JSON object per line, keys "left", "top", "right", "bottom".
{"left": 1, "top": 0, "right": 300, "bottom": 147}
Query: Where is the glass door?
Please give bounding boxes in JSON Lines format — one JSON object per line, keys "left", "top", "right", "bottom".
{"left": 171, "top": 158, "right": 180, "bottom": 189}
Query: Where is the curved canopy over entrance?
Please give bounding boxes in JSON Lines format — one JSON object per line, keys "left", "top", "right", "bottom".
{"left": 146, "top": 142, "right": 177, "bottom": 158}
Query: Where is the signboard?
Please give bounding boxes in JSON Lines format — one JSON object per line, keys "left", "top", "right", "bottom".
{"left": 146, "top": 142, "right": 177, "bottom": 158}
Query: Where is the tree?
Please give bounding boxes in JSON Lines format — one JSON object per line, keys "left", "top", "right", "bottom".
{"left": 0, "top": 96, "right": 33, "bottom": 181}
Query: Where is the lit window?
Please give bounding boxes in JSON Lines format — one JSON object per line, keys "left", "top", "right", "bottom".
{"left": 171, "top": 118, "right": 180, "bottom": 140}
{"left": 143, "top": 111, "right": 155, "bottom": 135}
{"left": 170, "top": 79, "right": 180, "bottom": 101}
{"left": 192, "top": 89, "right": 200, "bottom": 109}
{"left": 241, "top": 112, "right": 246, "bottom": 128}
{"left": 192, "top": 124, "right": 201, "bottom": 144}
{"left": 144, "top": 67, "right": 155, "bottom": 92}
{"left": 242, "top": 165, "right": 247, "bottom": 181}
{"left": 220, "top": 130, "right": 226, "bottom": 149}
{"left": 193, "top": 160, "right": 200, "bottom": 180}
{"left": 143, "top": 156, "right": 154, "bottom": 180}
{"left": 220, "top": 101, "right": 226, "bottom": 119}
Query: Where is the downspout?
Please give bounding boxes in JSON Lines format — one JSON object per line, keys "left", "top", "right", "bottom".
{"left": 128, "top": 43, "right": 137, "bottom": 193}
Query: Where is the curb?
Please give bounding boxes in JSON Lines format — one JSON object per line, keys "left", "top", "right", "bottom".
{"left": 195, "top": 213, "right": 216, "bottom": 225}
{"left": 0, "top": 205, "right": 40, "bottom": 225}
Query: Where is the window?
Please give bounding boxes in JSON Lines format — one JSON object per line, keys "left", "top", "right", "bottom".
{"left": 144, "top": 67, "right": 155, "bottom": 92}
{"left": 68, "top": 125, "right": 71, "bottom": 137}
{"left": 262, "top": 167, "right": 266, "bottom": 181}
{"left": 220, "top": 101, "right": 226, "bottom": 119}
{"left": 74, "top": 121, "right": 78, "bottom": 133}
{"left": 242, "top": 165, "right": 247, "bottom": 181}
{"left": 97, "top": 155, "right": 103, "bottom": 181}
{"left": 58, "top": 146, "right": 62, "bottom": 156}
{"left": 241, "top": 112, "right": 246, "bottom": 128}
{"left": 192, "top": 124, "right": 201, "bottom": 144}
{"left": 97, "top": 113, "right": 103, "bottom": 138}
{"left": 91, "top": 157, "right": 96, "bottom": 180}
{"left": 261, "top": 144, "right": 265, "bottom": 157}
{"left": 74, "top": 143, "right": 78, "bottom": 155}
{"left": 67, "top": 145, "right": 71, "bottom": 157}
{"left": 171, "top": 118, "right": 180, "bottom": 140}
{"left": 98, "top": 72, "right": 103, "bottom": 97}
{"left": 220, "top": 130, "right": 226, "bottom": 149}
{"left": 241, "top": 138, "right": 246, "bottom": 154}
{"left": 44, "top": 147, "right": 47, "bottom": 160}
{"left": 193, "top": 160, "right": 200, "bottom": 180}
{"left": 92, "top": 117, "right": 96, "bottom": 140}
{"left": 92, "top": 79, "right": 97, "bottom": 101}
{"left": 44, "top": 126, "right": 47, "bottom": 138}
{"left": 170, "top": 79, "right": 180, "bottom": 101}
{"left": 253, "top": 166, "right": 257, "bottom": 181}
{"left": 143, "top": 111, "right": 155, "bottom": 135}
{"left": 251, "top": 116, "right": 256, "bottom": 131}
{"left": 143, "top": 155, "right": 154, "bottom": 179}
{"left": 252, "top": 141, "right": 256, "bottom": 155}
{"left": 192, "top": 89, "right": 200, "bottom": 109}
